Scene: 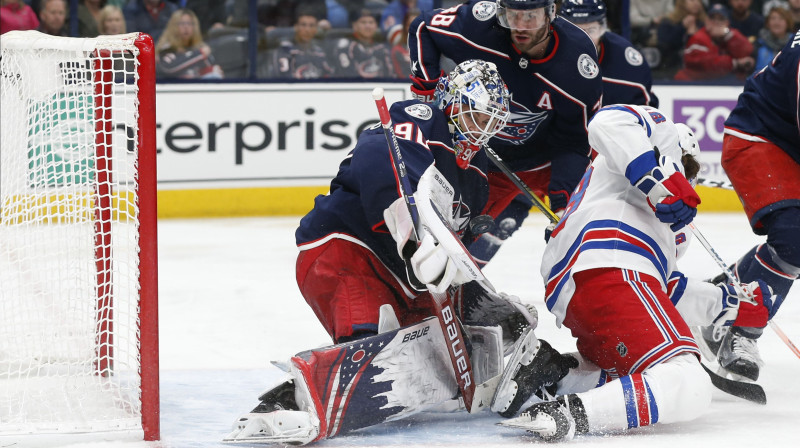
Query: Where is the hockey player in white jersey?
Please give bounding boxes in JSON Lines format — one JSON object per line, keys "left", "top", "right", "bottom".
{"left": 493, "top": 105, "right": 776, "bottom": 441}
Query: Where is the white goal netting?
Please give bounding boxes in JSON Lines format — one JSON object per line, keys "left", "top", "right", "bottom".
{"left": 0, "top": 31, "right": 154, "bottom": 439}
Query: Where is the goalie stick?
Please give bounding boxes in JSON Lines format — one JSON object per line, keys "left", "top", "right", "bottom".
{"left": 372, "top": 88, "right": 484, "bottom": 412}
{"left": 483, "top": 145, "right": 560, "bottom": 225}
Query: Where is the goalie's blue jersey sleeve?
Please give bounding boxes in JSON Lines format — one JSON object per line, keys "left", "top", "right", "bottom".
{"left": 724, "top": 30, "right": 800, "bottom": 163}
{"left": 295, "top": 99, "right": 490, "bottom": 284}
{"left": 599, "top": 31, "right": 658, "bottom": 108}
{"left": 409, "top": 1, "right": 602, "bottom": 200}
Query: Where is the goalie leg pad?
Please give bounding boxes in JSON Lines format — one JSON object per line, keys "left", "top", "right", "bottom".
{"left": 291, "top": 316, "right": 463, "bottom": 439}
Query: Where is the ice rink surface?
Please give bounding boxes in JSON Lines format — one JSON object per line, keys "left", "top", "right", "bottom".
{"left": 46, "top": 213, "right": 800, "bottom": 448}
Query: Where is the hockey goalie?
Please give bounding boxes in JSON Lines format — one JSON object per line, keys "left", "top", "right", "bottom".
{"left": 222, "top": 164, "right": 577, "bottom": 445}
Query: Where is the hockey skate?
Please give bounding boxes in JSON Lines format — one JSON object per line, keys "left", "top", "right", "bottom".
{"left": 695, "top": 324, "right": 727, "bottom": 361}
{"left": 491, "top": 327, "right": 578, "bottom": 418}
{"left": 497, "top": 394, "right": 588, "bottom": 442}
{"left": 224, "top": 372, "right": 320, "bottom": 445}
{"left": 717, "top": 329, "right": 764, "bottom": 381}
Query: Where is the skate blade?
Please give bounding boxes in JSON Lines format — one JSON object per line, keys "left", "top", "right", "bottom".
{"left": 496, "top": 416, "right": 550, "bottom": 432}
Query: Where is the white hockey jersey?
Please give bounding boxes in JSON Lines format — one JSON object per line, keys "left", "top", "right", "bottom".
{"left": 540, "top": 104, "right": 721, "bottom": 327}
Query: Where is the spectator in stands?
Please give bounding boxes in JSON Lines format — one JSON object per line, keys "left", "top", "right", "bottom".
{"left": 333, "top": 8, "right": 393, "bottom": 78}
{"left": 755, "top": 5, "right": 794, "bottom": 69}
{"left": 78, "top": 0, "right": 105, "bottom": 37}
{"left": 268, "top": 9, "right": 334, "bottom": 79}
{"left": 124, "top": 0, "right": 178, "bottom": 44}
{"left": 390, "top": 7, "right": 419, "bottom": 78}
{"left": 258, "top": 0, "right": 329, "bottom": 32}
{"left": 382, "top": 0, "right": 433, "bottom": 45}
{"left": 326, "top": 0, "right": 363, "bottom": 28}
{"left": 185, "top": 0, "right": 226, "bottom": 37}
{"left": 629, "top": 0, "right": 674, "bottom": 47}
{"left": 156, "top": 8, "right": 224, "bottom": 79}
{"left": 37, "top": 0, "right": 66, "bottom": 36}
{"left": 729, "top": 0, "right": 765, "bottom": 41}
{"left": 675, "top": 3, "right": 755, "bottom": 80}
{"left": 657, "top": 0, "right": 707, "bottom": 77}
{"left": 98, "top": 4, "right": 125, "bottom": 35}
{"left": 789, "top": 0, "right": 800, "bottom": 30}
{"left": 1, "top": 0, "right": 40, "bottom": 34}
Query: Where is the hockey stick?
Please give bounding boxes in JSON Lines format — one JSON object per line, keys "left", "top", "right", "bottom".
{"left": 692, "top": 178, "right": 800, "bottom": 358}
{"left": 696, "top": 177, "right": 734, "bottom": 190}
{"left": 483, "top": 146, "right": 560, "bottom": 225}
{"left": 372, "top": 88, "right": 478, "bottom": 412}
{"left": 701, "top": 364, "right": 766, "bottom": 404}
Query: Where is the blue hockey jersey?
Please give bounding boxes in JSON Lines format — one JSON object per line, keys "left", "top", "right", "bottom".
{"left": 724, "top": 30, "right": 800, "bottom": 164}
{"left": 408, "top": 1, "right": 602, "bottom": 206}
{"left": 295, "top": 100, "right": 490, "bottom": 287}
{"left": 598, "top": 31, "right": 659, "bottom": 108}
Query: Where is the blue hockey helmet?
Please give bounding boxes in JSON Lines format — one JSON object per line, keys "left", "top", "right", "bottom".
{"left": 496, "top": 0, "right": 556, "bottom": 30}
{"left": 434, "top": 60, "right": 511, "bottom": 164}
{"left": 560, "top": 0, "right": 607, "bottom": 24}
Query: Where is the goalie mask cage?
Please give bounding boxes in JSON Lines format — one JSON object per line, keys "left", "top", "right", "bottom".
{"left": 0, "top": 31, "right": 159, "bottom": 442}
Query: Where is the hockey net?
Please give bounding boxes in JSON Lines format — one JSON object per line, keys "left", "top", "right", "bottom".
{"left": 0, "top": 31, "right": 158, "bottom": 441}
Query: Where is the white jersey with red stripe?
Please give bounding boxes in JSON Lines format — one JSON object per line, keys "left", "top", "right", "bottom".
{"left": 540, "top": 104, "right": 688, "bottom": 326}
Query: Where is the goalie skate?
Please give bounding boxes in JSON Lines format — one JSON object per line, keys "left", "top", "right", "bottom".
{"left": 223, "top": 410, "right": 319, "bottom": 445}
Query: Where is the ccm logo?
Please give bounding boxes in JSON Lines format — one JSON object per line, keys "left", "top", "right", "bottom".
{"left": 402, "top": 326, "right": 430, "bottom": 342}
{"left": 441, "top": 305, "right": 471, "bottom": 387}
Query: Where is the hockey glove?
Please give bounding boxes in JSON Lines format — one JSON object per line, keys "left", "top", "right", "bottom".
{"left": 634, "top": 156, "right": 701, "bottom": 231}
{"left": 410, "top": 74, "right": 441, "bottom": 103}
{"left": 410, "top": 232, "right": 471, "bottom": 294}
{"left": 712, "top": 280, "right": 776, "bottom": 328}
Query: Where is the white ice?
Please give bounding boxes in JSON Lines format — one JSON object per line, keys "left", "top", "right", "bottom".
{"left": 39, "top": 213, "right": 800, "bottom": 447}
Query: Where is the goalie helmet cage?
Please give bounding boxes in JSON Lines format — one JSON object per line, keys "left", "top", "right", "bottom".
{"left": 0, "top": 31, "right": 159, "bottom": 442}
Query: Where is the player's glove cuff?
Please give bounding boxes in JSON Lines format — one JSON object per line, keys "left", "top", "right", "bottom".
{"left": 410, "top": 74, "right": 441, "bottom": 103}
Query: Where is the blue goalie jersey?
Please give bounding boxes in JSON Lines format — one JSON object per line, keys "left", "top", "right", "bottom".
{"left": 295, "top": 100, "right": 490, "bottom": 285}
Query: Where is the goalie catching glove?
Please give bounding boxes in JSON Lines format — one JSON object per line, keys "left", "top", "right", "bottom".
{"left": 384, "top": 197, "right": 471, "bottom": 294}
{"left": 712, "top": 280, "right": 776, "bottom": 328}
{"left": 634, "top": 155, "right": 701, "bottom": 231}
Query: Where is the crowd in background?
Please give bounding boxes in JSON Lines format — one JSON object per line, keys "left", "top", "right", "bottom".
{"left": 1, "top": 0, "right": 799, "bottom": 81}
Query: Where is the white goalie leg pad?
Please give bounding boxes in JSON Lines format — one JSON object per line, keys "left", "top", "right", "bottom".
{"left": 491, "top": 326, "right": 541, "bottom": 414}
{"left": 378, "top": 303, "right": 400, "bottom": 333}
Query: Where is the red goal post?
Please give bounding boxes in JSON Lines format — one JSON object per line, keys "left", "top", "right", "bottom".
{"left": 0, "top": 31, "right": 159, "bottom": 442}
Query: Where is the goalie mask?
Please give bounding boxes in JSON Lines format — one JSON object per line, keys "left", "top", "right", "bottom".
{"left": 434, "top": 60, "right": 511, "bottom": 169}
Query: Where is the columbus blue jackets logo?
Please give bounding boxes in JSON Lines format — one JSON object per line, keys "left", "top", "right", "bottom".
{"left": 472, "top": 1, "right": 496, "bottom": 21}
{"left": 495, "top": 100, "right": 548, "bottom": 144}
{"left": 405, "top": 103, "right": 433, "bottom": 120}
{"left": 577, "top": 54, "right": 599, "bottom": 79}
{"left": 451, "top": 197, "right": 471, "bottom": 232}
{"left": 625, "top": 47, "right": 644, "bottom": 66}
